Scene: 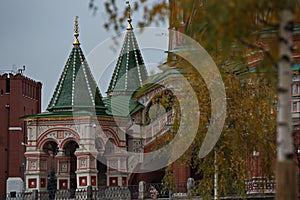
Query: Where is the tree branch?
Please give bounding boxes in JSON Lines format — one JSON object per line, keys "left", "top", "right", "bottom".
{"left": 258, "top": 18, "right": 279, "bottom": 28}
{"left": 236, "top": 36, "right": 278, "bottom": 68}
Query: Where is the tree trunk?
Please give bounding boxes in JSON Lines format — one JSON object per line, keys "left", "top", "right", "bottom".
{"left": 276, "top": 3, "right": 298, "bottom": 199}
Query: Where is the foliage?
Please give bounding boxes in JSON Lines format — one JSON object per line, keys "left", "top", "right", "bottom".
{"left": 141, "top": 59, "right": 277, "bottom": 196}
{"left": 89, "top": 0, "right": 169, "bottom": 31}
{"left": 145, "top": 89, "right": 178, "bottom": 125}
{"left": 94, "top": 0, "right": 300, "bottom": 197}
{"left": 95, "top": 0, "right": 300, "bottom": 64}
{"left": 156, "top": 61, "right": 277, "bottom": 197}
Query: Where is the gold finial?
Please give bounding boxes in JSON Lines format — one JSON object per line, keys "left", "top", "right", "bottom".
{"left": 126, "top": 1, "right": 133, "bottom": 30}
{"left": 73, "top": 16, "right": 80, "bottom": 45}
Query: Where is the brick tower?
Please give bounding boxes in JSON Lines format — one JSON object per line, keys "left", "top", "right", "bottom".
{"left": 0, "top": 72, "right": 42, "bottom": 195}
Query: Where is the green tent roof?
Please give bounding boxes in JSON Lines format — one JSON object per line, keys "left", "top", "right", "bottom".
{"left": 107, "top": 28, "right": 148, "bottom": 94}
{"left": 103, "top": 95, "right": 143, "bottom": 117}
{"left": 47, "top": 35, "right": 105, "bottom": 112}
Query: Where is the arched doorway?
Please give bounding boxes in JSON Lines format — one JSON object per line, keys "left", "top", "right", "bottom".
{"left": 96, "top": 138, "right": 107, "bottom": 186}
{"left": 63, "top": 141, "right": 79, "bottom": 190}
{"left": 96, "top": 138, "right": 117, "bottom": 186}
{"left": 42, "top": 141, "right": 58, "bottom": 194}
{"left": 97, "top": 156, "right": 107, "bottom": 186}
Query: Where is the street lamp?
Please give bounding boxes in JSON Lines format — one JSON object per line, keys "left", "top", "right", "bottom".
{"left": 251, "top": 150, "right": 260, "bottom": 193}
{"left": 297, "top": 148, "right": 300, "bottom": 170}
{"left": 296, "top": 147, "right": 300, "bottom": 193}
{"left": 252, "top": 150, "right": 260, "bottom": 177}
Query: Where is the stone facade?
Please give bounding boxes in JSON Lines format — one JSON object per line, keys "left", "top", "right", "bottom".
{"left": 24, "top": 116, "right": 131, "bottom": 191}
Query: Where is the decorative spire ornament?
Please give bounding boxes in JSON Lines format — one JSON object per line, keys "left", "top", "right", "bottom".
{"left": 126, "top": 1, "right": 133, "bottom": 30}
{"left": 73, "top": 16, "right": 80, "bottom": 45}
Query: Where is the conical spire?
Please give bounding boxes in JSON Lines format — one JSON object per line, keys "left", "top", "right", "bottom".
{"left": 47, "top": 17, "right": 105, "bottom": 112}
{"left": 107, "top": 2, "right": 148, "bottom": 95}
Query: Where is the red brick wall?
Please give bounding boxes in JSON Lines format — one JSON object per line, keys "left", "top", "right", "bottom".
{"left": 173, "top": 161, "right": 190, "bottom": 192}
{"left": 128, "top": 170, "right": 165, "bottom": 185}
{"left": 0, "top": 73, "right": 42, "bottom": 195}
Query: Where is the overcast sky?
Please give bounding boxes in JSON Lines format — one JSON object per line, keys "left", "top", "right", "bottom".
{"left": 0, "top": 0, "right": 168, "bottom": 111}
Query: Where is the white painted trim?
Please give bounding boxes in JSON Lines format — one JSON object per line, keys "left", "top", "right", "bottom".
{"left": 8, "top": 127, "right": 22, "bottom": 131}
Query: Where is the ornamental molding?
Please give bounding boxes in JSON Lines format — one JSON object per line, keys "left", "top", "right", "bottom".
{"left": 37, "top": 127, "right": 80, "bottom": 149}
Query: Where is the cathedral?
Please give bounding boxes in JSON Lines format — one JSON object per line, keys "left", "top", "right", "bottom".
{"left": 23, "top": 11, "right": 180, "bottom": 191}
{"left": 21, "top": 1, "right": 300, "bottom": 197}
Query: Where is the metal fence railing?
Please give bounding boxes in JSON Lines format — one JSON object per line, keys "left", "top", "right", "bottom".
{"left": 1, "top": 180, "right": 279, "bottom": 200}
{"left": 245, "top": 177, "right": 276, "bottom": 194}
{"left": 2, "top": 184, "right": 165, "bottom": 200}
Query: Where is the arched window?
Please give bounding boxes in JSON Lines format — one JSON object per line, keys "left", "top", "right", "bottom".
{"left": 292, "top": 82, "right": 300, "bottom": 96}
{"left": 104, "top": 139, "right": 115, "bottom": 155}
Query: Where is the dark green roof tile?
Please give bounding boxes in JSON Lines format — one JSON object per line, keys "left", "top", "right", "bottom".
{"left": 107, "top": 29, "right": 148, "bottom": 94}
{"left": 104, "top": 95, "right": 143, "bottom": 117}
{"left": 47, "top": 43, "right": 106, "bottom": 112}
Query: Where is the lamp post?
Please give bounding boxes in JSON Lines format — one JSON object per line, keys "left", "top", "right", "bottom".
{"left": 252, "top": 150, "right": 260, "bottom": 177}
{"left": 296, "top": 147, "right": 300, "bottom": 170}
{"left": 296, "top": 145, "right": 300, "bottom": 192}
{"left": 252, "top": 150, "right": 260, "bottom": 193}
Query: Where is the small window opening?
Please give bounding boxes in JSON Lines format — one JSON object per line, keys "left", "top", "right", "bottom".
{"left": 6, "top": 77, "right": 10, "bottom": 93}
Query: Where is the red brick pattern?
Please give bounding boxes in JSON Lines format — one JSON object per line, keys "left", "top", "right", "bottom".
{"left": 0, "top": 73, "right": 41, "bottom": 194}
